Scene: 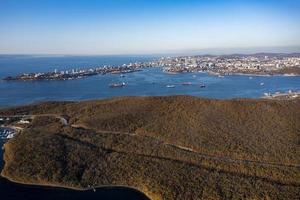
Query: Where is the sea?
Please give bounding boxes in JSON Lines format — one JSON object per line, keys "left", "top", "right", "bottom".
{"left": 0, "top": 55, "right": 300, "bottom": 107}
{"left": 0, "top": 55, "right": 299, "bottom": 199}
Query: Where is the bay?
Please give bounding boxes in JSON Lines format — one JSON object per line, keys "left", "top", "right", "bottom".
{"left": 0, "top": 55, "right": 299, "bottom": 199}
{"left": 0, "top": 55, "right": 299, "bottom": 108}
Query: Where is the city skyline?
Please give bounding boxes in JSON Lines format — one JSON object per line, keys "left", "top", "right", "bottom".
{"left": 1, "top": 0, "right": 300, "bottom": 55}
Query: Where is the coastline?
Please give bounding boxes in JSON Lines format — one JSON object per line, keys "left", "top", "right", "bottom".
{"left": 0, "top": 174, "right": 153, "bottom": 200}
{"left": 163, "top": 70, "right": 300, "bottom": 77}
{"left": 0, "top": 96, "right": 299, "bottom": 199}
{"left": 1, "top": 138, "right": 153, "bottom": 199}
{"left": 0, "top": 173, "right": 86, "bottom": 191}
{"left": 223, "top": 72, "right": 300, "bottom": 77}
{"left": 261, "top": 91, "right": 300, "bottom": 100}
{"left": 0, "top": 141, "right": 141, "bottom": 193}
{"left": 204, "top": 71, "right": 300, "bottom": 77}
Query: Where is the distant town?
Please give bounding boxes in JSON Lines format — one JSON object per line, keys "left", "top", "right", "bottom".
{"left": 159, "top": 53, "right": 300, "bottom": 76}
{"left": 3, "top": 62, "right": 156, "bottom": 81}
{"left": 2, "top": 53, "right": 300, "bottom": 81}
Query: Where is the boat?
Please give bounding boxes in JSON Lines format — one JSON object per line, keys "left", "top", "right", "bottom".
{"left": 199, "top": 84, "right": 206, "bottom": 88}
{"left": 249, "top": 76, "right": 253, "bottom": 79}
{"left": 166, "top": 85, "right": 175, "bottom": 88}
{"left": 218, "top": 75, "right": 225, "bottom": 78}
{"left": 165, "top": 71, "right": 179, "bottom": 75}
{"left": 120, "top": 74, "right": 125, "bottom": 78}
{"left": 181, "top": 82, "right": 192, "bottom": 86}
{"left": 260, "top": 82, "right": 264, "bottom": 86}
{"left": 109, "top": 82, "right": 126, "bottom": 88}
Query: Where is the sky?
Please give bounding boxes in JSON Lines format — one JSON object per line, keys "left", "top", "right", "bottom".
{"left": 0, "top": 0, "right": 300, "bottom": 55}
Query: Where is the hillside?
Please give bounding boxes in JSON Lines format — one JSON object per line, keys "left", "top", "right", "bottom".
{"left": 1, "top": 96, "right": 299, "bottom": 199}
{"left": 274, "top": 66, "right": 300, "bottom": 75}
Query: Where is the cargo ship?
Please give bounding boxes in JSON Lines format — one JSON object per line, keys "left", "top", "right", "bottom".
{"left": 109, "top": 82, "right": 126, "bottom": 88}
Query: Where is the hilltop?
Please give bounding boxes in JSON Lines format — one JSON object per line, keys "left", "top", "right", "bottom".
{"left": 1, "top": 96, "right": 299, "bottom": 200}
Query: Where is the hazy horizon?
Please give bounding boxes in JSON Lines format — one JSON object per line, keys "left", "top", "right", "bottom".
{"left": 1, "top": 46, "right": 300, "bottom": 57}
{"left": 1, "top": 0, "right": 300, "bottom": 55}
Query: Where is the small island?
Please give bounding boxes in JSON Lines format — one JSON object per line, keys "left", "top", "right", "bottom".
{"left": 0, "top": 96, "right": 299, "bottom": 200}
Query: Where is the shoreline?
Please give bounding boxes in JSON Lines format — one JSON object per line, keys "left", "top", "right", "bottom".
{"left": 0, "top": 174, "right": 87, "bottom": 191}
{"left": 164, "top": 70, "right": 300, "bottom": 77}
{"left": 163, "top": 70, "right": 300, "bottom": 77}
{"left": 4, "top": 65, "right": 300, "bottom": 82}
{"left": 0, "top": 173, "right": 152, "bottom": 199}
{"left": 0, "top": 95, "right": 299, "bottom": 199}
{"left": 0, "top": 141, "right": 152, "bottom": 199}
{"left": 261, "top": 91, "right": 300, "bottom": 100}
{"left": 224, "top": 72, "right": 300, "bottom": 77}
{"left": 0, "top": 94, "right": 299, "bottom": 111}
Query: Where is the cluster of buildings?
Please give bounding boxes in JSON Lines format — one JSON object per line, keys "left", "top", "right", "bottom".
{"left": 3, "top": 54, "right": 300, "bottom": 81}
{"left": 159, "top": 54, "right": 300, "bottom": 75}
{"left": 3, "top": 62, "right": 155, "bottom": 81}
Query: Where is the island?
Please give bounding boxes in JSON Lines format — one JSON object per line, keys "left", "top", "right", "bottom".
{"left": 0, "top": 96, "right": 299, "bottom": 200}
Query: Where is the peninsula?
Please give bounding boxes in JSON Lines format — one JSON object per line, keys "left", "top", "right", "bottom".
{"left": 0, "top": 96, "right": 299, "bottom": 200}
{"left": 3, "top": 62, "right": 153, "bottom": 81}
{"left": 3, "top": 53, "right": 300, "bottom": 82}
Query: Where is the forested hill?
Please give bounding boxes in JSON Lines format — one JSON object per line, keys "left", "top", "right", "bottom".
{"left": 1, "top": 96, "right": 299, "bottom": 200}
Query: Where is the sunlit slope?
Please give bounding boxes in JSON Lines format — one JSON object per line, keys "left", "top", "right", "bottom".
{"left": 1, "top": 96, "right": 299, "bottom": 199}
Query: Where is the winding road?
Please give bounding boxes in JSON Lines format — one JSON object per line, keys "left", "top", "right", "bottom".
{"left": 70, "top": 123, "right": 300, "bottom": 170}
{"left": 2, "top": 114, "right": 299, "bottom": 170}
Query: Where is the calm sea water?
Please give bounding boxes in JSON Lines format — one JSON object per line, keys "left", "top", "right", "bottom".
{"left": 0, "top": 56, "right": 155, "bottom": 199}
{"left": 0, "top": 55, "right": 299, "bottom": 199}
{"left": 0, "top": 55, "right": 299, "bottom": 107}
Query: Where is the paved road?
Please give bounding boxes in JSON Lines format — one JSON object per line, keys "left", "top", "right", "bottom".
{"left": 164, "top": 143, "right": 300, "bottom": 169}
{"left": 70, "top": 124, "right": 299, "bottom": 169}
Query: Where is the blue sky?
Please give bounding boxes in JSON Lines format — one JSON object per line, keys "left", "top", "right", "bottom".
{"left": 0, "top": 0, "right": 300, "bottom": 55}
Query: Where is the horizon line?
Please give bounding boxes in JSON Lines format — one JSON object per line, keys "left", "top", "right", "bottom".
{"left": 1, "top": 52, "right": 300, "bottom": 57}
{"left": 1, "top": 46, "right": 300, "bottom": 57}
